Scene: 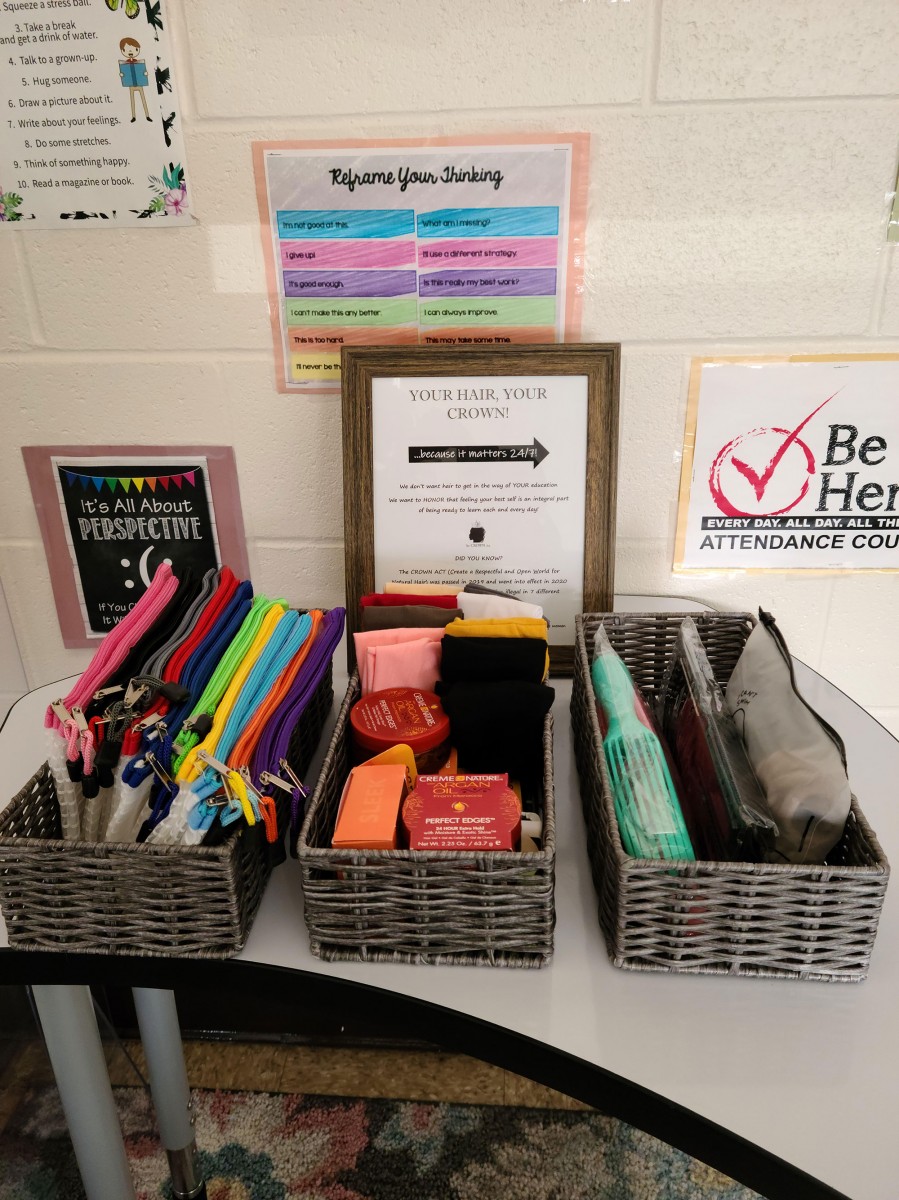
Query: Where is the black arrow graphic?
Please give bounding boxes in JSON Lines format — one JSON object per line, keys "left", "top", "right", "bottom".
{"left": 408, "top": 439, "right": 549, "bottom": 469}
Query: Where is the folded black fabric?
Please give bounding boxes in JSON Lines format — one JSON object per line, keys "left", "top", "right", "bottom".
{"left": 439, "top": 680, "right": 555, "bottom": 785}
{"left": 440, "top": 635, "right": 547, "bottom": 685}
{"left": 361, "top": 605, "right": 461, "bottom": 631}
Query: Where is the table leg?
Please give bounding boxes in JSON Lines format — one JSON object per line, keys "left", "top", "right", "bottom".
{"left": 132, "top": 987, "right": 206, "bottom": 1200}
{"left": 31, "top": 984, "right": 136, "bottom": 1200}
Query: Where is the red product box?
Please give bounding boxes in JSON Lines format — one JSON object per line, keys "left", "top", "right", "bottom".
{"left": 402, "top": 774, "right": 521, "bottom": 851}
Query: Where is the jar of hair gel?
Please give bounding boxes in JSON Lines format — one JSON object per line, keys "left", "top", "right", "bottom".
{"left": 350, "top": 687, "right": 451, "bottom": 774}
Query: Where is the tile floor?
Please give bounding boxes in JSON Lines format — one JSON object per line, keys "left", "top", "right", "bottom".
{"left": 0, "top": 1036, "right": 589, "bottom": 1137}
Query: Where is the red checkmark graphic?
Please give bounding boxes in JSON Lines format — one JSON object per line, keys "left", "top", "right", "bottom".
{"left": 729, "top": 389, "right": 842, "bottom": 503}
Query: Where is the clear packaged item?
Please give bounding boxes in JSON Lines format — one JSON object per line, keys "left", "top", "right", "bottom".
{"left": 591, "top": 625, "right": 694, "bottom": 861}
{"left": 658, "top": 618, "right": 775, "bottom": 862}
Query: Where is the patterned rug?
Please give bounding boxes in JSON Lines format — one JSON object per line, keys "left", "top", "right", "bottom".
{"left": 0, "top": 1085, "right": 764, "bottom": 1200}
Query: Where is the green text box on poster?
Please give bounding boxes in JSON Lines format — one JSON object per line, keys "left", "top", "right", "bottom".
{"left": 419, "top": 297, "right": 556, "bottom": 326}
{"left": 283, "top": 298, "right": 419, "bottom": 325}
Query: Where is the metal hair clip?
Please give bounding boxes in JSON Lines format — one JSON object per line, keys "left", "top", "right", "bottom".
{"left": 71, "top": 706, "right": 89, "bottom": 733}
{"left": 50, "top": 699, "right": 72, "bottom": 724}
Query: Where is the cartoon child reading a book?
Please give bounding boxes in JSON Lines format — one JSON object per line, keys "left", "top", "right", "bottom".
{"left": 118, "top": 37, "right": 152, "bottom": 123}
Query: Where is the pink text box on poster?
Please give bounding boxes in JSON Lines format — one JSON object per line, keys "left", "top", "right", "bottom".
{"left": 280, "top": 240, "right": 416, "bottom": 270}
{"left": 418, "top": 237, "right": 558, "bottom": 269}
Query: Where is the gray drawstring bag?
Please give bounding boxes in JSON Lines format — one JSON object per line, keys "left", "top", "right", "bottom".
{"left": 725, "top": 611, "right": 851, "bottom": 865}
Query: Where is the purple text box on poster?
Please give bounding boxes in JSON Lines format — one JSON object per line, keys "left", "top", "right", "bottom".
{"left": 283, "top": 270, "right": 418, "bottom": 297}
{"left": 417, "top": 269, "right": 557, "bottom": 297}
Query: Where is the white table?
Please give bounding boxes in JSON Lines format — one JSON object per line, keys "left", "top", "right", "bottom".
{"left": 1, "top": 598, "right": 895, "bottom": 1200}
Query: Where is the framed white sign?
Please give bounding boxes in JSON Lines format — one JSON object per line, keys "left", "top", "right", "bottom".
{"left": 341, "top": 344, "right": 620, "bottom": 673}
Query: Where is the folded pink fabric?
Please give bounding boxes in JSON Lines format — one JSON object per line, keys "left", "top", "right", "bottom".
{"left": 353, "top": 626, "right": 445, "bottom": 694}
{"left": 367, "top": 638, "right": 442, "bottom": 694}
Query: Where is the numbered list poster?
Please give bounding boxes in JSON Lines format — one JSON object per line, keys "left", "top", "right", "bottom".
{"left": 253, "top": 134, "right": 588, "bottom": 390}
{"left": 0, "top": 0, "right": 189, "bottom": 227}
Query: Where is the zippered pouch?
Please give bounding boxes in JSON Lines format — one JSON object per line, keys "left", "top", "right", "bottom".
{"left": 725, "top": 610, "right": 851, "bottom": 865}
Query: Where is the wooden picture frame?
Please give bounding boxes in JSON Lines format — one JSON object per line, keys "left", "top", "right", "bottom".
{"left": 342, "top": 343, "right": 620, "bottom": 674}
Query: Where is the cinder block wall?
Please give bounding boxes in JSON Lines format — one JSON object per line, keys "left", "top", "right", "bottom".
{"left": 1, "top": 0, "right": 898, "bottom": 732}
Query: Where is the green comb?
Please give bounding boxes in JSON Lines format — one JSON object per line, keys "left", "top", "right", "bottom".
{"left": 591, "top": 644, "right": 695, "bottom": 861}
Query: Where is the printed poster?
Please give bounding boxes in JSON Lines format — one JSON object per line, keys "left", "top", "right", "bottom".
{"left": 253, "top": 135, "right": 589, "bottom": 391}
{"left": 675, "top": 356, "right": 899, "bottom": 571}
{"left": 0, "top": 0, "right": 189, "bottom": 228}
{"left": 23, "top": 446, "right": 248, "bottom": 647}
{"left": 54, "top": 456, "right": 219, "bottom": 634}
{"left": 371, "top": 374, "right": 588, "bottom": 644}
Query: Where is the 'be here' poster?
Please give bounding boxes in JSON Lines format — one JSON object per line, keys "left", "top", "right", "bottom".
{"left": 675, "top": 356, "right": 899, "bottom": 571}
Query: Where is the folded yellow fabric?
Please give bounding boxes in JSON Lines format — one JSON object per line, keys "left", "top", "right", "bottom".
{"left": 443, "top": 617, "right": 549, "bottom": 679}
{"left": 444, "top": 617, "right": 548, "bottom": 639}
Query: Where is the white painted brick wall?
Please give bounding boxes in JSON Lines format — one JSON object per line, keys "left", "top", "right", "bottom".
{"left": 182, "top": 0, "right": 650, "bottom": 117}
{"left": 657, "top": 0, "right": 899, "bottom": 101}
{"left": 1, "top": 0, "right": 898, "bottom": 739}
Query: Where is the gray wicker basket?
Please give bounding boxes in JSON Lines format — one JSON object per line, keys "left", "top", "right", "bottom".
{"left": 297, "top": 672, "right": 556, "bottom": 967}
{"left": 0, "top": 667, "right": 333, "bottom": 957}
{"left": 572, "top": 613, "right": 890, "bottom": 982}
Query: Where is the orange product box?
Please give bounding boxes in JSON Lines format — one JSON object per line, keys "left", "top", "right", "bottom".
{"left": 402, "top": 774, "right": 521, "bottom": 852}
{"left": 332, "top": 764, "right": 408, "bottom": 850}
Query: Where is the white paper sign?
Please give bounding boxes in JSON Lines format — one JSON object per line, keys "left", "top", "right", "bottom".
{"left": 372, "top": 374, "right": 588, "bottom": 643}
{"left": 0, "top": 0, "right": 189, "bottom": 228}
{"left": 676, "top": 357, "right": 899, "bottom": 571}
